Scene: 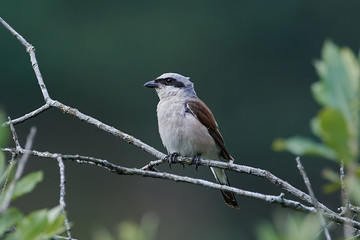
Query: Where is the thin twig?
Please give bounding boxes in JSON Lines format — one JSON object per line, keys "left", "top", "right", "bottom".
{"left": 8, "top": 118, "right": 20, "bottom": 150}
{"left": 0, "top": 127, "right": 37, "bottom": 215}
{"left": 3, "top": 104, "right": 51, "bottom": 126}
{"left": 57, "top": 156, "right": 72, "bottom": 240}
{"left": 52, "top": 236, "right": 78, "bottom": 240}
{"left": 340, "top": 162, "right": 354, "bottom": 238}
{"left": 0, "top": 154, "right": 16, "bottom": 196}
{"left": 296, "top": 157, "right": 331, "bottom": 240}
{"left": 0, "top": 17, "right": 50, "bottom": 101}
{"left": 350, "top": 204, "right": 360, "bottom": 213}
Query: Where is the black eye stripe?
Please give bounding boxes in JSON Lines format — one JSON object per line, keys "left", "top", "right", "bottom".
{"left": 155, "top": 77, "right": 185, "bottom": 88}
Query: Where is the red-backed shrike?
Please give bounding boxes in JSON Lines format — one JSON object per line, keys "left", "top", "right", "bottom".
{"left": 144, "top": 73, "right": 238, "bottom": 209}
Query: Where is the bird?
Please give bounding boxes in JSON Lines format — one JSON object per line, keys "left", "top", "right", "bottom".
{"left": 144, "top": 72, "right": 239, "bottom": 209}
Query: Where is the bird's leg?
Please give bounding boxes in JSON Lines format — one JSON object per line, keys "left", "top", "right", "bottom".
{"left": 191, "top": 153, "right": 201, "bottom": 171}
{"left": 167, "top": 152, "right": 179, "bottom": 168}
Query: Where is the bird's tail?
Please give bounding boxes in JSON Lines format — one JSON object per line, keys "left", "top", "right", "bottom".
{"left": 210, "top": 167, "right": 239, "bottom": 209}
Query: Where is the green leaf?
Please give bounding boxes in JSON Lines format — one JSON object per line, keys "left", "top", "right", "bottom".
{"left": 272, "top": 136, "right": 336, "bottom": 160}
{"left": 313, "top": 41, "right": 359, "bottom": 119}
{"left": 322, "top": 168, "right": 340, "bottom": 182}
{"left": 0, "top": 208, "right": 22, "bottom": 237}
{"left": 0, "top": 161, "right": 15, "bottom": 188}
{"left": 5, "top": 206, "right": 65, "bottom": 240}
{"left": 346, "top": 175, "right": 360, "bottom": 206}
{"left": 311, "top": 41, "right": 359, "bottom": 163}
{"left": 255, "top": 212, "right": 322, "bottom": 240}
{"left": 0, "top": 110, "right": 10, "bottom": 148}
{"left": 92, "top": 228, "right": 115, "bottom": 240}
{"left": 6, "top": 209, "right": 48, "bottom": 240}
{"left": 45, "top": 206, "right": 66, "bottom": 237}
{"left": 314, "top": 108, "right": 354, "bottom": 164}
{"left": 322, "top": 168, "right": 341, "bottom": 193}
{"left": 323, "top": 182, "right": 341, "bottom": 194}
{"left": 118, "top": 221, "right": 145, "bottom": 240}
{"left": 0, "top": 152, "right": 6, "bottom": 178}
{"left": 12, "top": 171, "right": 43, "bottom": 201}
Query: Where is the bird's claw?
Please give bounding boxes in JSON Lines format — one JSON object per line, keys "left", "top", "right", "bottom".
{"left": 191, "top": 153, "right": 201, "bottom": 171}
{"left": 168, "top": 152, "right": 179, "bottom": 168}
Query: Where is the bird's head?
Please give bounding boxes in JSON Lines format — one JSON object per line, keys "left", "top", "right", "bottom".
{"left": 144, "top": 73, "right": 197, "bottom": 100}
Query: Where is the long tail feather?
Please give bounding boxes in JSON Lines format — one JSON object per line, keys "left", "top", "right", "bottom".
{"left": 210, "top": 167, "right": 239, "bottom": 209}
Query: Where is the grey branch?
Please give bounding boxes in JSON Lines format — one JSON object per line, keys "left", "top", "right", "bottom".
{"left": 8, "top": 117, "right": 20, "bottom": 150}
{"left": 142, "top": 156, "right": 335, "bottom": 214}
{"left": 3, "top": 146, "right": 360, "bottom": 230}
{"left": 52, "top": 236, "right": 78, "bottom": 240}
{"left": 296, "top": 157, "right": 331, "bottom": 240}
{"left": 57, "top": 156, "right": 72, "bottom": 240}
{"left": 3, "top": 104, "right": 51, "bottom": 126}
{"left": 340, "top": 162, "right": 354, "bottom": 238}
{"left": 0, "top": 126, "right": 37, "bottom": 215}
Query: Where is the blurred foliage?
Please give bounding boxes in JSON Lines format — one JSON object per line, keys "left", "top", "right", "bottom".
{"left": 92, "top": 212, "right": 159, "bottom": 240}
{"left": 270, "top": 41, "right": 360, "bottom": 239}
{"left": 273, "top": 41, "right": 360, "bottom": 196}
{"left": 273, "top": 41, "right": 360, "bottom": 165}
{"left": 255, "top": 212, "right": 322, "bottom": 240}
{"left": 0, "top": 110, "right": 10, "bottom": 169}
{"left": 0, "top": 110, "right": 66, "bottom": 239}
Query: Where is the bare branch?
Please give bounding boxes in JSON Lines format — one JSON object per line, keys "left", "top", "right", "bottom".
{"left": 296, "top": 157, "right": 332, "bottom": 240}
{"left": 349, "top": 204, "right": 360, "bottom": 213}
{"left": 0, "top": 17, "right": 50, "bottom": 101}
{"left": 3, "top": 146, "right": 360, "bottom": 229}
{"left": 52, "top": 236, "right": 78, "bottom": 240}
{"left": 4, "top": 104, "right": 51, "bottom": 126}
{"left": 1, "top": 147, "right": 315, "bottom": 212}
{"left": 49, "top": 100, "right": 165, "bottom": 159}
{"left": 340, "top": 162, "right": 354, "bottom": 238}
{"left": 8, "top": 118, "right": 20, "bottom": 150}
{"left": 144, "top": 156, "right": 335, "bottom": 214}
{"left": 0, "top": 127, "right": 37, "bottom": 215}
{"left": 56, "top": 156, "right": 72, "bottom": 240}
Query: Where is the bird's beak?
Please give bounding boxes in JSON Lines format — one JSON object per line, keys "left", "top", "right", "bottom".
{"left": 144, "top": 80, "right": 159, "bottom": 88}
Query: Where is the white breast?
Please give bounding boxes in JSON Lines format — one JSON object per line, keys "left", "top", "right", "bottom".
{"left": 156, "top": 98, "right": 219, "bottom": 159}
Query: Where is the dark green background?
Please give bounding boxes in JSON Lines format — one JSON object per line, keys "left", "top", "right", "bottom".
{"left": 1, "top": 1, "right": 359, "bottom": 239}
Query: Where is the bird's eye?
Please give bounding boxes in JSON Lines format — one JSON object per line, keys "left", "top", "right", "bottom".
{"left": 166, "top": 78, "right": 174, "bottom": 83}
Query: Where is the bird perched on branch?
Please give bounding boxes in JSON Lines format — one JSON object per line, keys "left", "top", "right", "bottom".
{"left": 144, "top": 73, "right": 239, "bottom": 209}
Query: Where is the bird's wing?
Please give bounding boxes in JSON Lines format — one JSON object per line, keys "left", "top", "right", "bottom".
{"left": 186, "top": 98, "right": 233, "bottom": 161}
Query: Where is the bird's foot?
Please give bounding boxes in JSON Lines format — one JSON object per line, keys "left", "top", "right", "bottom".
{"left": 191, "top": 153, "right": 201, "bottom": 171}
{"left": 167, "top": 152, "right": 179, "bottom": 169}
